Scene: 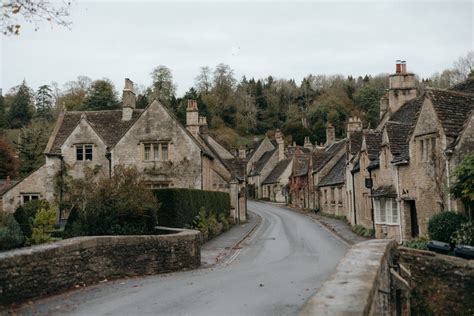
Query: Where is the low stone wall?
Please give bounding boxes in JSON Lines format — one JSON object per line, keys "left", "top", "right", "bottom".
{"left": 300, "top": 239, "right": 397, "bottom": 316}
{"left": 0, "top": 228, "right": 200, "bottom": 306}
{"left": 398, "top": 247, "right": 474, "bottom": 315}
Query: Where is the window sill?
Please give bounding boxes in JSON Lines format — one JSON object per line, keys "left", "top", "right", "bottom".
{"left": 375, "top": 222, "right": 400, "bottom": 226}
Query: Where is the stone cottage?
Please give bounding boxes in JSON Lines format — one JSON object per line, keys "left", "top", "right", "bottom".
{"left": 1, "top": 79, "right": 247, "bottom": 222}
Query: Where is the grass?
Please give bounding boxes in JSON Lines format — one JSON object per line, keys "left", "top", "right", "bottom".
{"left": 352, "top": 224, "right": 375, "bottom": 238}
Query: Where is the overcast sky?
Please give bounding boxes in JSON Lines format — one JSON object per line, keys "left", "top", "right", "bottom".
{"left": 1, "top": 0, "right": 472, "bottom": 95}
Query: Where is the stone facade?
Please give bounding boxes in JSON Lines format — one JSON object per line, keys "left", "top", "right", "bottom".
{"left": 0, "top": 228, "right": 201, "bottom": 306}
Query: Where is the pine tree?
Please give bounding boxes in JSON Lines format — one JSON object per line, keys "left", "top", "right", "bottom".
{"left": 82, "top": 80, "right": 119, "bottom": 110}
{"left": 8, "top": 81, "right": 33, "bottom": 129}
{"left": 0, "top": 91, "right": 7, "bottom": 128}
{"left": 35, "top": 85, "right": 54, "bottom": 120}
{"left": 0, "top": 136, "right": 19, "bottom": 179}
{"left": 15, "top": 121, "right": 51, "bottom": 176}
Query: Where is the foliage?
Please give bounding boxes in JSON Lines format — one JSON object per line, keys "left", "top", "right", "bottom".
{"left": 13, "top": 206, "right": 32, "bottom": 238}
{"left": 352, "top": 224, "right": 375, "bottom": 238}
{"left": 35, "top": 84, "right": 53, "bottom": 120}
{"left": 81, "top": 79, "right": 119, "bottom": 110}
{"left": 21, "top": 199, "right": 50, "bottom": 218}
{"left": 150, "top": 65, "right": 176, "bottom": 107}
{"left": 0, "top": 136, "right": 19, "bottom": 178}
{"left": 0, "top": 93, "right": 7, "bottom": 128}
{"left": 403, "top": 237, "right": 429, "bottom": 250}
{"left": 63, "top": 166, "right": 158, "bottom": 237}
{"left": 0, "top": 213, "right": 25, "bottom": 251}
{"left": 451, "top": 222, "right": 474, "bottom": 246}
{"left": 1, "top": 0, "right": 72, "bottom": 35}
{"left": 7, "top": 80, "right": 34, "bottom": 129}
{"left": 153, "top": 188, "right": 231, "bottom": 228}
{"left": 449, "top": 154, "right": 474, "bottom": 202}
{"left": 29, "top": 207, "right": 56, "bottom": 245}
{"left": 428, "top": 211, "right": 467, "bottom": 243}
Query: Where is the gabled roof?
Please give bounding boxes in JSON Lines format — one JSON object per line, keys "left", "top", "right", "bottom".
{"left": 427, "top": 89, "right": 474, "bottom": 140}
{"left": 388, "top": 97, "right": 423, "bottom": 125}
{"left": 348, "top": 131, "right": 363, "bottom": 155}
{"left": 262, "top": 159, "right": 291, "bottom": 185}
{"left": 318, "top": 155, "right": 346, "bottom": 187}
{"left": 364, "top": 131, "right": 382, "bottom": 170}
{"left": 292, "top": 158, "right": 310, "bottom": 177}
{"left": 312, "top": 139, "right": 346, "bottom": 173}
{"left": 250, "top": 149, "right": 276, "bottom": 175}
{"left": 47, "top": 109, "right": 144, "bottom": 154}
{"left": 385, "top": 122, "right": 411, "bottom": 163}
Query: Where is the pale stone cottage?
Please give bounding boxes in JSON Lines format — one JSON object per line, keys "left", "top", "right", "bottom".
{"left": 1, "top": 79, "right": 247, "bottom": 222}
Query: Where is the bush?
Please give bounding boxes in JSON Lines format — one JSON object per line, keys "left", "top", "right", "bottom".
{"left": 154, "top": 188, "right": 231, "bottom": 228}
{"left": 29, "top": 207, "right": 57, "bottom": 245}
{"left": 0, "top": 213, "right": 25, "bottom": 251}
{"left": 64, "top": 166, "right": 158, "bottom": 237}
{"left": 452, "top": 222, "right": 474, "bottom": 246}
{"left": 403, "top": 237, "right": 429, "bottom": 250}
{"left": 428, "top": 211, "right": 467, "bottom": 244}
{"left": 13, "top": 206, "right": 32, "bottom": 238}
{"left": 21, "top": 199, "right": 50, "bottom": 219}
{"left": 352, "top": 225, "right": 375, "bottom": 238}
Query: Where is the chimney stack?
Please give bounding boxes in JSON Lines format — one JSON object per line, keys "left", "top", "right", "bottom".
{"left": 325, "top": 122, "right": 336, "bottom": 147}
{"left": 304, "top": 136, "right": 313, "bottom": 151}
{"left": 238, "top": 146, "right": 246, "bottom": 159}
{"left": 395, "top": 60, "right": 402, "bottom": 74}
{"left": 275, "top": 129, "right": 285, "bottom": 162}
{"left": 388, "top": 60, "right": 417, "bottom": 114}
{"left": 346, "top": 116, "right": 363, "bottom": 137}
{"left": 122, "top": 78, "right": 136, "bottom": 121}
{"left": 186, "top": 100, "right": 200, "bottom": 136}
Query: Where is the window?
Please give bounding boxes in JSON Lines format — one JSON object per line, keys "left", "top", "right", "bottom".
{"left": 76, "top": 144, "right": 93, "bottom": 161}
{"left": 142, "top": 142, "right": 170, "bottom": 161}
{"left": 147, "top": 182, "right": 170, "bottom": 189}
{"left": 330, "top": 188, "right": 335, "bottom": 204}
{"left": 418, "top": 136, "right": 437, "bottom": 163}
{"left": 22, "top": 194, "right": 40, "bottom": 204}
{"left": 375, "top": 197, "right": 399, "bottom": 225}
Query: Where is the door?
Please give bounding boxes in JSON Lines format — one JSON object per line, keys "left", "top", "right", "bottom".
{"left": 409, "top": 201, "right": 419, "bottom": 237}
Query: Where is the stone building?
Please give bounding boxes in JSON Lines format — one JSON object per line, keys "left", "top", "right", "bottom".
{"left": 1, "top": 79, "right": 247, "bottom": 222}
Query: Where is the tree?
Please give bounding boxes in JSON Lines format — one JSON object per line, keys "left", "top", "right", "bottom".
{"left": 354, "top": 84, "right": 382, "bottom": 128}
{"left": 150, "top": 65, "right": 176, "bottom": 107}
{"left": 0, "top": 136, "right": 19, "bottom": 179}
{"left": 195, "top": 66, "right": 213, "bottom": 94}
{"left": 1, "top": 0, "right": 72, "bottom": 35}
{"left": 82, "top": 79, "right": 119, "bottom": 111}
{"left": 450, "top": 154, "right": 474, "bottom": 203}
{"left": 35, "top": 84, "right": 53, "bottom": 120}
{"left": 7, "top": 81, "right": 34, "bottom": 128}
{"left": 0, "top": 92, "right": 7, "bottom": 128}
{"left": 15, "top": 120, "right": 51, "bottom": 176}
{"left": 453, "top": 51, "right": 474, "bottom": 81}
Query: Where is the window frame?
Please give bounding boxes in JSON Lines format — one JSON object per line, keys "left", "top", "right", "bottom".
{"left": 21, "top": 194, "right": 40, "bottom": 205}
{"left": 142, "top": 142, "right": 170, "bottom": 162}
{"left": 374, "top": 197, "right": 399, "bottom": 225}
{"left": 75, "top": 144, "right": 94, "bottom": 161}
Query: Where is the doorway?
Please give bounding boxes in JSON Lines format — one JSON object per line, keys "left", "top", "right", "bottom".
{"left": 408, "top": 201, "right": 419, "bottom": 237}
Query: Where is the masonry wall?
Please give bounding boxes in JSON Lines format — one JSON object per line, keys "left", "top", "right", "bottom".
{"left": 0, "top": 229, "right": 201, "bottom": 306}
{"left": 398, "top": 247, "right": 474, "bottom": 315}
{"left": 353, "top": 153, "right": 374, "bottom": 229}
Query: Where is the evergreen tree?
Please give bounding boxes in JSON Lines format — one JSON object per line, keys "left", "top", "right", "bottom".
{"left": 15, "top": 120, "right": 51, "bottom": 176}
{"left": 82, "top": 80, "right": 119, "bottom": 110}
{"left": 0, "top": 91, "right": 7, "bottom": 128}
{"left": 7, "top": 81, "right": 33, "bottom": 129}
{"left": 0, "top": 136, "right": 19, "bottom": 179}
{"left": 35, "top": 85, "right": 54, "bottom": 120}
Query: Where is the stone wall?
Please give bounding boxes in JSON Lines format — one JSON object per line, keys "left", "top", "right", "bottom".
{"left": 300, "top": 239, "right": 397, "bottom": 316}
{"left": 0, "top": 228, "right": 200, "bottom": 306}
{"left": 398, "top": 247, "right": 474, "bottom": 315}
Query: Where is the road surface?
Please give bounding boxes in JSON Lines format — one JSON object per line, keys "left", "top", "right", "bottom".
{"left": 16, "top": 201, "right": 348, "bottom": 316}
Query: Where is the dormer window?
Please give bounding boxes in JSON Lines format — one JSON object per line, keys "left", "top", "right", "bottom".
{"left": 76, "top": 144, "right": 93, "bottom": 161}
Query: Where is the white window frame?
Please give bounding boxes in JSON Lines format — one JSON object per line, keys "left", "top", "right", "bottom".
{"left": 374, "top": 197, "right": 399, "bottom": 225}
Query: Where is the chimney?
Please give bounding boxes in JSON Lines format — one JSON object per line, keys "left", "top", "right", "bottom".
{"left": 304, "top": 136, "right": 313, "bottom": 151}
{"left": 122, "top": 78, "right": 136, "bottom": 121}
{"left": 388, "top": 60, "right": 417, "bottom": 114}
{"left": 395, "top": 60, "right": 402, "bottom": 74}
{"left": 346, "top": 116, "right": 363, "bottom": 137}
{"left": 379, "top": 93, "right": 389, "bottom": 119}
{"left": 186, "top": 100, "right": 200, "bottom": 136}
{"left": 325, "top": 122, "right": 335, "bottom": 146}
{"left": 238, "top": 146, "right": 246, "bottom": 159}
{"left": 6, "top": 176, "right": 11, "bottom": 185}
{"left": 275, "top": 129, "right": 285, "bottom": 162}
{"left": 198, "top": 115, "right": 208, "bottom": 136}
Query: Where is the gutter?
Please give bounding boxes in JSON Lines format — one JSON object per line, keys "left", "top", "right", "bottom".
{"left": 396, "top": 165, "right": 403, "bottom": 244}
{"left": 445, "top": 149, "right": 453, "bottom": 212}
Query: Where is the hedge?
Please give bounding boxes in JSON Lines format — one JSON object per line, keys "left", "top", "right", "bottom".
{"left": 153, "top": 189, "right": 231, "bottom": 228}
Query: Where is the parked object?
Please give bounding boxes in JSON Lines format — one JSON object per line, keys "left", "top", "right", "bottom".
{"left": 427, "top": 240, "right": 451, "bottom": 255}
{"left": 454, "top": 245, "right": 474, "bottom": 260}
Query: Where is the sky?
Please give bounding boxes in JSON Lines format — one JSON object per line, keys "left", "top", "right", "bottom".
{"left": 1, "top": 0, "right": 473, "bottom": 95}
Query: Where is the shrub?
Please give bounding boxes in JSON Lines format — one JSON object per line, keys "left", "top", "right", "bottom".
{"left": 64, "top": 166, "right": 158, "bottom": 237}
{"left": 21, "top": 199, "right": 50, "bottom": 219}
{"left": 154, "top": 188, "right": 231, "bottom": 228}
{"left": 13, "top": 206, "right": 32, "bottom": 238}
{"left": 403, "top": 237, "right": 429, "bottom": 250}
{"left": 452, "top": 222, "right": 474, "bottom": 246}
{"left": 29, "top": 207, "right": 56, "bottom": 245}
{"left": 0, "top": 213, "right": 25, "bottom": 251}
{"left": 428, "top": 211, "right": 467, "bottom": 243}
{"left": 352, "top": 225, "right": 375, "bottom": 238}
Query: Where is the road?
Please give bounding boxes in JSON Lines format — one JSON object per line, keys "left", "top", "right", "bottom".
{"left": 16, "top": 201, "right": 348, "bottom": 316}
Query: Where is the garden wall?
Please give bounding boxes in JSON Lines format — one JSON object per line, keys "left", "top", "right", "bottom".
{"left": 0, "top": 228, "right": 200, "bottom": 306}
{"left": 398, "top": 247, "right": 474, "bottom": 315}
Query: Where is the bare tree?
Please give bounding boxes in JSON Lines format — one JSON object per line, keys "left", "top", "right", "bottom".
{"left": 195, "top": 66, "right": 213, "bottom": 94}
{"left": 2, "top": 0, "right": 72, "bottom": 35}
{"left": 453, "top": 51, "right": 474, "bottom": 81}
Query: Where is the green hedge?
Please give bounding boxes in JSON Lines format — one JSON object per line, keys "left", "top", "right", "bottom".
{"left": 153, "top": 189, "right": 231, "bottom": 228}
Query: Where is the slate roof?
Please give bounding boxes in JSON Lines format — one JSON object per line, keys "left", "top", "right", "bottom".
{"left": 247, "top": 138, "right": 264, "bottom": 160}
{"left": 250, "top": 149, "right": 276, "bottom": 175}
{"left": 318, "top": 155, "right": 346, "bottom": 187}
{"left": 223, "top": 158, "right": 246, "bottom": 181}
{"left": 348, "top": 131, "right": 363, "bottom": 155}
{"left": 0, "top": 180, "right": 18, "bottom": 195}
{"left": 313, "top": 140, "right": 347, "bottom": 173}
{"left": 262, "top": 159, "right": 291, "bottom": 185}
{"left": 370, "top": 185, "right": 397, "bottom": 198}
{"left": 292, "top": 158, "right": 310, "bottom": 177}
{"left": 448, "top": 77, "right": 474, "bottom": 94}
{"left": 365, "top": 131, "right": 382, "bottom": 170}
{"left": 427, "top": 89, "right": 474, "bottom": 139}
{"left": 48, "top": 109, "right": 144, "bottom": 154}
{"left": 388, "top": 97, "right": 423, "bottom": 125}
{"left": 385, "top": 122, "right": 411, "bottom": 163}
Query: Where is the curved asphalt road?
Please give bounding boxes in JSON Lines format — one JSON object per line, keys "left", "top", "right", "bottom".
{"left": 16, "top": 201, "right": 348, "bottom": 316}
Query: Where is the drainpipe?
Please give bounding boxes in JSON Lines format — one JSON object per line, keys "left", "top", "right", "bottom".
{"left": 368, "top": 169, "right": 375, "bottom": 231}
{"left": 351, "top": 171, "right": 357, "bottom": 225}
{"left": 445, "top": 150, "right": 453, "bottom": 212}
{"left": 396, "top": 166, "right": 403, "bottom": 244}
{"left": 200, "top": 152, "right": 203, "bottom": 190}
{"left": 105, "top": 152, "right": 112, "bottom": 179}
{"left": 59, "top": 155, "right": 65, "bottom": 223}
